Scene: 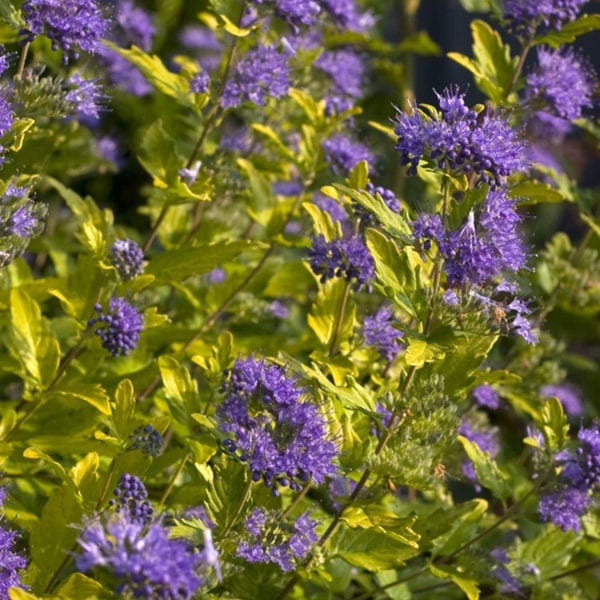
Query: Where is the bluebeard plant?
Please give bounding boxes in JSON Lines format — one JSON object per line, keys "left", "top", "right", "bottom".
{"left": 108, "top": 473, "right": 153, "bottom": 524}
{"left": 471, "top": 384, "right": 501, "bottom": 410}
{"left": 0, "top": 488, "right": 27, "bottom": 598}
{"left": 110, "top": 238, "right": 145, "bottom": 281}
{"left": 502, "top": 0, "right": 588, "bottom": 36}
{"left": 88, "top": 297, "right": 144, "bottom": 356}
{"left": 21, "top": 0, "right": 109, "bottom": 62}
{"left": 236, "top": 509, "right": 318, "bottom": 571}
{"left": 129, "top": 425, "right": 164, "bottom": 457}
{"left": 362, "top": 306, "right": 402, "bottom": 362}
{"left": 309, "top": 234, "right": 374, "bottom": 291}
{"left": 64, "top": 74, "right": 104, "bottom": 120}
{"left": 323, "top": 134, "right": 373, "bottom": 176}
{"left": 540, "top": 383, "right": 583, "bottom": 416}
{"left": 217, "top": 357, "right": 338, "bottom": 493}
{"left": 222, "top": 45, "right": 291, "bottom": 107}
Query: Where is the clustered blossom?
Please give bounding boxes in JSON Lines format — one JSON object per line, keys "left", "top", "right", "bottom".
{"left": 0, "top": 488, "right": 27, "bottom": 598}
{"left": 395, "top": 87, "right": 524, "bottom": 186}
{"left": 190, "top": 71, "right": 210, "bottom": 94}
{"left": 540, "top": 383, "right": 583, "bottom": 416}
{"left": 222, "top": 45, "right": 291, "bottom": 108}
{"left": 315, "top": 48, "right": 365, "bottom": 98}
{"left": 539, "top": 421, "right": 600, "bottom": 531}
{"left": 323, "top": 134, "right": 373, "bottom": 175}
{"left": 502, "top": 0, "right": 588, "bottom": 37}
{"left": 129, "top": 425, "right": 164, "bottom": 457}
{"left": 76, "top": 513, "right": 203, "bottom": 599}
{"left": 472, "top": 384, "right": 501, "bottom": 410}
{"left": 110, "top": 238, "right": 145, "bottom": 281}
{"left": 21, "top": 0, "right": 109, "bottom": 62}
{"left": 362, "top": 306, "right": 402, "bottom": 362}
{"left": 309, "top": 234, "right": 374, "bottom": 291}
{"left": 0, "top": 94, "right": 13, "bottom": 164}
{"left": 108, "top": 473, "right": 153, "bottom": 524}
{"left": 217, "top": 357, "right": 338, "bottom": 494}
{"left": 88, "top": 297, "right": 144, "bottom": 357}
{"left": 250, "top": 0, "right": 321, "bottom": 29}
{"left": 100, "top": 0, "right": 155, "bottom": 96}
{"left": 237, "top": 509, "right": 318, "bottom": 571}
{"left": 64, "top": 74, "right": 104, "bottom": 120}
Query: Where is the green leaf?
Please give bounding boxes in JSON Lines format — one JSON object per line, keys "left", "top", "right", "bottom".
{"left": 54, "top": 573, "right": 111, "bottom": 600}
{"left": 308, "top": 277, "right": 355, "bottom": 348}
{"left": 217, "top": 12, "right": 253, "bottom": 36}
{"left": 535, "top": 14, "right": 600, "bottom": 47}
{"left": 510, "top": 181, "right": 567, "bottom": 205}
{"left": 112, "top": 379, "right": 137, "bottom": 438}
{"left": 331, "top": 526, "right": 419, "bottom": 571}
{"left": 159, "top": 356, "right": 198, "bottom": 422}
{"left": 405, "top": 338, "right": 445, "bottom": 367}
{"left": 136, "top": 120, "right": 184, "bottom": 189}
{"left": 539, "top": 396, "right": 569, "bottom": 453}
{"left": 459, "top": 435, "right": 511, "bottom": 500}
{"left": 8, "top": 117, "right": 35, "bottom": 152}
{"left": 109, "top": 44, "right": 193, "bottom": 106}
{"left": 397, "top": 31, "right": 440, "bottom": 55}
{"left": 429, "top": 563, "right": 480, "bottom": 600}
{"left": 237, "top": 158, "right": 276, "bottom": 226}
{"left": 51, "top": 381, "right": 111, "bottom": 416}
{"left": 146, "top": 240, "right": 266, "bottom": 281}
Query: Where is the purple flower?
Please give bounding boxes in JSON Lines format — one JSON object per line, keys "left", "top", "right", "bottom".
{"left": 320, "top": 0, "right": 375, "bottom": 32}
{"left": 237, "top": 509, "right": 318, "bottom": 572}
{"left": 323, "top": 134, "right": 373, "bottom": 175}
{"left": 103, "top": 53, "right": 152, "bottom": 96}
{"left": 114, "top": 0, "right": 155, "bottom": 51}
{"left": 525, "top": 47, "right": 595, "bottom": 127}
{"left": 0, "top": 95, "right": 14, "bottom": 163}
{"left": 222, "top": 45, "right": 291, "bottom": 108}
{"left": 88, "top": 297, "right": 144, "bottom": 357}
{"left": 21, "top": 0, "right": 109, "bottom": 62}
{"left": 7, "top": 202, "right": 41, "bottom": 238}
{"left": 560, "top": 422, "right": 600, "bottom": 492}
{"left": 65, "top": 74, "right": 105, "bottom": 120}
{"left": 129, "top": 425, "right": 163, "bottom": 457}
{"left": 108, "top": 473, "right": 153, "bottom": 524}
{"left": 273, "top": 180, "right": 303, "bottom": 197}
{"left": 110, "top": 239, "right": 145, "bottom": 281}
{"left": 362, "top": 306, "right": 402, "bottom": 362}
{"left": 315, "top": 48, "right": 365, "bottom": 98}
{"left": 459, "top": 418, "right": 500, "bottom": 485}
{"left": 178, "top": 26, "right": 222, "bottom": 72}
{"left": 490, "top": 548, "right": 522, "bottom": 595}
{"left": 0, "top": 488, "right": 27, "bottom": 598}
{"left": 217, "top": 357, "right": 338, "bottom": 493}
{"left": 95, "top": 135, "right": 125, "bottom": 169}
{"left": 472, "top": 384, "right": 501, "bottom": 410}
{"left": 269, "top": 300, "right": 289, "bottom": 319}
{"left": 313, "top": 192, "right": 348, "bottom": 224}
{"left": 0, "top": 49, "right": 11, "bottom": 76}
{"left": 251, "top": 0, "right": 321, "bottom": 28}
{"left": 395, "top": 87, "right": 524, "bottom": 186}
{"left": 538, "top": 486, "right": 590, "bottom": 532}
{"left": 190, "top": 71, "right": 210, "bottom": 94}
{"left": 76, "top": 512, "right": 203, "bottom": 599}
{"left": 503, "top": 0, "right": 588, "bottom": 36}
{"left": 413, "top": 213, "right": 444, "bottom": 252}
{"left": 540, "top": 384, "right": 583, "bottom": 417}
{"left": 309, "top": 234, "right": 374, "bottom": 291}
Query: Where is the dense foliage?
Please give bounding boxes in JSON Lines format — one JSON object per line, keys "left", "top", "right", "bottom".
{"left": 0, "top": 0, "right": 598, "bottom": 598}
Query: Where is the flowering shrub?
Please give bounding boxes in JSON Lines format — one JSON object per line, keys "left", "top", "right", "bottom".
{"left": 0, "top": 0, "right": 598, "bottom": 598}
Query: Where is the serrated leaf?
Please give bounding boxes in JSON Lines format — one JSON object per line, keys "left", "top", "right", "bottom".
{"left": 535, "top": 14, "right": 600, "bottom": 47}
{"left": 147, "top": 240, "right": 265, "bottom": 281}
{"left": 459, "top": 436, "right": 510, "bottom": 500}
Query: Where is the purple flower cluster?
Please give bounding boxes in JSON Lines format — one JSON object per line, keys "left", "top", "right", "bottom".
{"left": 472, "top": 384, "right": 501, "bottom": 410}
{"left": 100, "top": 0, "right": 156, "bottom": 96}
{"left": 395, "top": 87, "right": 524, "bottom": 186}
{"left": 323, "top": 134, "right": 373, "bottom": 175}
{"left": 0, "top": 488, "right": 27, "bottom": 598}
{"left": 21, "top": 0, "right": 109, "bottom": 62}
{"left": 64, "top": 74, "right": 105, "bottom": 120}
{"left": 129, "top": 425, "right": 164, "bottom": 457}
{"left": 502, "top": 0, "right": 588, "bottom": 37}
{"left": 320, "top": 0, "right": 374, "bottom": 32}
{"left": 362, "top": 306, "right": 402, "bottom": 362}
{"left": 539, "top": 421, "right": 600, "bottom": 531}
{"left": 190, "top": 71, "right": 210, "bottom": 94}
{"left": 237, "top": 509, "right": 318, "bottom": 571}
{"left": 250, "top": 0, "right": 321, "bottom": 29}
{"left": 540, "top": 383, "right": 583, "bottom": 417}
{"left": 88, "top": 297, "right": 144, "bottom": 357}
{"left": 76, "top": 513, "right": 203, "bottom": 599}
{"left": 315, "top": 48, "right": 365, "bottom": 99}
{"left": 110, "top": 238, "right": 145, "bottom": 281}
{"left": 222, "top": 45, "right": 291, "bottom": 108}
{"left": 217, "top": 357, "right": 338, "bottom": 494}
{"left": 0, "top": 94, "right": 13, "bottom": 164}
{"left": 108, "top": 473, "right": 153, "bottom": 524}
{"left": 309, "top": 234, "right": 374, "bottom": 291}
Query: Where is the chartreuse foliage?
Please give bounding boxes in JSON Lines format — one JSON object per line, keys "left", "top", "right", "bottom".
{"left": 0, "top": 0, "right": 597, "bottom": 599}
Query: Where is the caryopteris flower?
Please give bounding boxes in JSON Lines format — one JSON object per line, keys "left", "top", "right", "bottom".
{"left": 64, "top": 74, "right": 105, "bottom": 120}
{"left": 76, "top": 513, "right": 203, "bottom": 599}
{"left": 129, "top": 425, "right": 164, "bottom": 457}
{"left": 250, "top": 0, "right": 321, "bottom": 28}
{"left": 362, "top": 306, "right": 402, "bottom": 362}
{"left": 88, "top": 297, "right": 144, "bottom": 357}
{"left": 309, "top": 234, "right": 374, "bottom": 291}
{"left": 110, "top": 238, "right": 145, "bottom": 281}
{"left": 525, "top": 47, "right": 595, "bottom": 124}
{"left": 538, "top": 486, "right": 590, "bottom": 532}
{"left": 502, "top": 0, "right": 588, "bottom": 37}
{"left": 190, "top": 71, "right": 210, "bottom": 94}
{"left": 21, "top": 0, "right": 109, "bottom": 62}
{"left": 395, "top": 87, "right": 524, "bottom": 186}
{"left": 561, "top": 421, "right": 600, "bottom": 491}
{"left": 0, "top": 488, "right": 27, "bottom": 598}
{"left": 222, "top": 45, "right": 291, "bottom": 108}
{"left": 236, "top": 509, "right": 318, "bottom": 571}
{"left": 323, "top": 134, "right": 373, "bottom": 175}
{"left": 217, "top": 357, "right": 338, "bottom": 494}
{"left": 540, "top": 383, "right": 583, "bottom": 417}
{"left": 315, "top": 48, "right": 365, "bottom": 98}
{"left": 108, "top": 473, "right": 153, "bottom": 524}
{"left": 472, "top": 384, "right": 501, "bottom": 410}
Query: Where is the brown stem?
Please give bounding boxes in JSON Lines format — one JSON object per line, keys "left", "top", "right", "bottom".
{"left": 15, "top": 42, "right": 30, "bottom": 80}
{"left": 158, "top": 452, "right": 190, "bottom": 509}
{"left": 328, "top": 282, "right": 350, "bottom": 358}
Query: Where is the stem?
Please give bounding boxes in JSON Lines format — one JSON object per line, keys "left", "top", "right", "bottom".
{"left": 158, "top": 452, "right": 190, "bottom": 509}
{"left": 507, "top": 40, "right": 533, "bottom": 96}
{"left": 15, "top": 42, "right": 30, "bottom": 80}
{"left": 281, "top": 483, "right": 312, "bottom": 520}
{"left": 548, "top": 558, "right": 600, "bottom": 582}
{"left": 221, "top": 477, "right": 253, "bottom": 537}
{"left": 142, "top": 204, "right": 169, "bottom": 253}
{"left": 328, "top": 281, "right": 351, "bottom": 358}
